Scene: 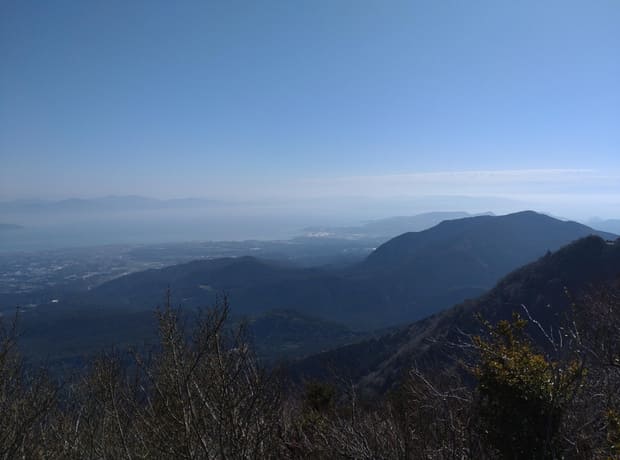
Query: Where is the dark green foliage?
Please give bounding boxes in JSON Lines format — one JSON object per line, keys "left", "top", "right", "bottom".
{"left": 302, "top": 381, "right": 336, "bottom": 413}
{"left": 473, "top": 315, "right": 584, "bottom": 459}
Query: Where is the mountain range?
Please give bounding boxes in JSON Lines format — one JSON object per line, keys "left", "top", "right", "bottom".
{"left": 6, "top": 211, "right": 616, "bottom": 367}
{"left": 0, "top": 196, "right": 219, "bottom": 214}
{"left": 295, "top": 235, "right": 620, "bottom": 395}
{"left": 31, "top": 211, "right": 613, "bottom": 329}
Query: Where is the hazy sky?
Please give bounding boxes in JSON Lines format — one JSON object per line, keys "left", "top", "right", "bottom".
{"left": 1, "top": 1, "right": 619, "bottom": 216}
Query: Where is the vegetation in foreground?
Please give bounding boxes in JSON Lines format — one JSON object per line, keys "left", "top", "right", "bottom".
{"left": 1, "top": 287, "right": 620, "bottom": 459}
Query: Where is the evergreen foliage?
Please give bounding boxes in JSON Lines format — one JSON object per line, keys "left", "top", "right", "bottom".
{"left": 473, "top": 315, "right": 584, "bottom": 458}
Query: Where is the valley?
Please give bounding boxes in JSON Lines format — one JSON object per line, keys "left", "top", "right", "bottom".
{"left": 1, "top": 211, "right": 616, "bottom": 373}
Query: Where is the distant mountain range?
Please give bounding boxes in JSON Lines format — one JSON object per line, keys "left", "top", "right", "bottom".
{"left": 42, "top": 211, "right": 611, "bottom": 329}
{"left": 20, "top": 212, "right": 616, "bottom": 329}
{"left": 6, "top": 210, "right": 616, "bottom": 368}
{"left": 295, "top": 235, "right": 620, "bottom": 395}
{"left": 588, "top": 218, "right": 620, "bottom": 235}
{"left": 0, "top": 196, "right": 219, "bottom": 214}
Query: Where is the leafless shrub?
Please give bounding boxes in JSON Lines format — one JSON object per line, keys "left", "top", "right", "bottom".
{"left": 0, "top": 312, "right": 58, "bottom": 459}
{"left": 129, "top": 294, "right": 283, "bottom": 459}
{"left": 4, "top": 284, "right": 620, "bottom": 459}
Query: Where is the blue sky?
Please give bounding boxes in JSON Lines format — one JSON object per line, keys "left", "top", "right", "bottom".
{"left": 1, "top": 0, "right": 619, "bottom": 217}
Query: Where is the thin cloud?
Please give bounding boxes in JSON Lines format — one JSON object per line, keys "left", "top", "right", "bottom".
{"left": 296, "top": 169, "right": 610, "bottom": 198}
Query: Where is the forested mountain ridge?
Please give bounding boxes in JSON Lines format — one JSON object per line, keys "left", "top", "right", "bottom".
{"left": 363, "top": 210, "right": 615, "bottom": 273}
{"left": 61, "top": 211, "right": 614, "bottom": 328}
{"left": 295, "top": 235, "right": 620, "bottom": 394}
{"left": 3, "top": 222, "right": 620, "bottom": 459}
{"left": 5, "top": 235, "right": 620, "bottom": 459}
{"left": 5, "top": 212, "right": 616, "bottom": 367}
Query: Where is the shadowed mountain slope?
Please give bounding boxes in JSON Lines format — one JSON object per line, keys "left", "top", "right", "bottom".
{"left": 24, "top": 212, "right": 616, "bottom": 330}
{"left": 364, "top": 210, "right": 615, "bottom": 274}
{"left": 349, "top": 211, "right": 616, "bottom": 322}
{"left": 294, "top": 236, "right": 620, "bottom": 395}
{"left": 8, "top": 212, "right": 617, "bottom": 368}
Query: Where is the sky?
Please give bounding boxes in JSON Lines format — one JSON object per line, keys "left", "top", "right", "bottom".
{"left": 1, "top": 0, "right": 619, "bottom": 218}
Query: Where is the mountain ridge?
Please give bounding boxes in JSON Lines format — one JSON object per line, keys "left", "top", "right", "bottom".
{"left": 7, "top": 211, "right": 618, "bottom": 369}
{"left": 37, "top": 211, "right": 617, "bottom": 330}
{"left": 294, "top": 235, "right": 620, "bottom": 395}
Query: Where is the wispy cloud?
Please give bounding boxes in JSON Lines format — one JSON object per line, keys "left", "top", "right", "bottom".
{"left": 294, "top": 168, "right": 614, "bottom": 198}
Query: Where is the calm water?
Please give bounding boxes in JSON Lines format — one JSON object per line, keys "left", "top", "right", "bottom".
{"left": 0, "top": 216, "right": 311, "bottom": 252}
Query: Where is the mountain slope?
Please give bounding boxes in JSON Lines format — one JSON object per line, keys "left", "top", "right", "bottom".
{"left": 295, "top": 236, "right": 620, "bottom": 394}
{"left": 364, "top": 211, "right": 615, "bottom": 272}
{"left": 350, "top": 211, "right": 616, "bottom": 320}
{"left": 29, "top": 211, "right": 616, "bottom": 331}
{"left": 78, "top": 256, "right": 388, "bottom": 327}
{"left": 9, "top": 213, "right": 618, "bottom": 371}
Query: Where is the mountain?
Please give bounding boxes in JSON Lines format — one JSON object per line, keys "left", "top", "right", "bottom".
{"left": 13, "top": 211, "right": 615, "bottom": 330}
{"left": 364, "top": 211, "right": 615, "bottom": 272}
{"left": 7, "top": 211, "right": 616, "bottom": 369}
{"left": 352, "top": 211, "right": 616, "bottom": 321}
{"left": 295, "top": 236, "right": 620, "bottom": 395}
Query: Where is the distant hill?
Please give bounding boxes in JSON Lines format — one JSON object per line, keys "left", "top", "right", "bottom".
{"left": 588, "top": 218, "right": 620, "bottom": 235}
{"left": 87, "top": 256, "right": 316, "bottom": 311}
{"left": 10, "top": 211, "right": 616, "bottom": 364}
{"left": 295, "top": 236, "right": 620, "bottom": 395}
{"left": 19, "top": 212, "right": 616, "bottom": 329}
{"left": 58, "top": 255, "right": 391, "bottom": 328}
